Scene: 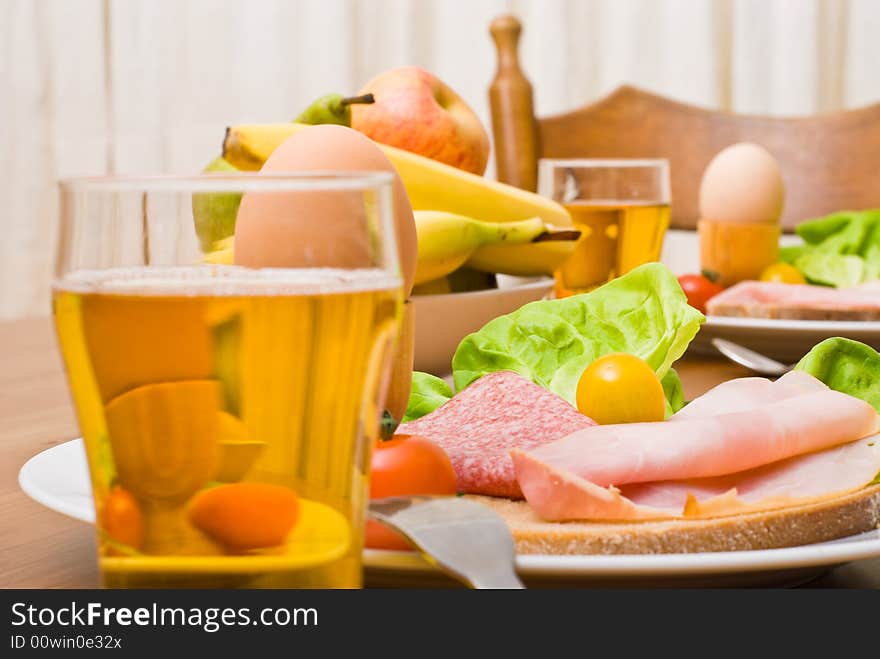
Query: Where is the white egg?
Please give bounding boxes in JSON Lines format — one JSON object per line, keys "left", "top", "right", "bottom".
{"left": 699, "top": 143, "right": 785, "bottom": 224}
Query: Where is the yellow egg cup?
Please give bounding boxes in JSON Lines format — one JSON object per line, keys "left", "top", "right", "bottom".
{"left": 699, "top": 219, "right": 780, "bottom": 287}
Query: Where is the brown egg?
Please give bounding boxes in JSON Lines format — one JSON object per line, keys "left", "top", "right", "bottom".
{"left": 698, "top": 142, "right": 785, "bottom": 224}
{"left": 234, "top": 124, "right": 417, "bottom": 295}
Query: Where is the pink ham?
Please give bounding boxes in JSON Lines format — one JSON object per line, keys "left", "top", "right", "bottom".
{"left": 673, "top": 370, "right": 827, "bottom": 419}
{"left": 512, "top": 374, "right": 880, "bottom": 521}
{"left": 513, "top": 437, "right": 880, "bottom": 521}
{"left": 397, "top": 370, "right": 595, "bottom": 498}
{"left": 515, "top": 389, "right": 876, "bottom": 488}
{"left": 706, "top": 280, "right": 880, "bottom": 320}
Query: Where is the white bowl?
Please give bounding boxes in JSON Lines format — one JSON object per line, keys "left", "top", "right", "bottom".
{"left": 411, "top": 277, "right": 553, "bottom": 375}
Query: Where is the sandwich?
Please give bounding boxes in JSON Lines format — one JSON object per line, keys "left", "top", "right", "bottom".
{"left": 392, "top": 264, "right": 880, "bottom": 555}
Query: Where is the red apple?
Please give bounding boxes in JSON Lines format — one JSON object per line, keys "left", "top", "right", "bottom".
{"left": 351, "top": 66, "right": 490, "bottom": 175}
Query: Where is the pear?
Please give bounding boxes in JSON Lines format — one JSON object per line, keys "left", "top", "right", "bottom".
{"left": 192, "top": 156, "right": 242, "bottom": 250}
{"left": 294, "top": 93, "right": 375, "bottom": 126}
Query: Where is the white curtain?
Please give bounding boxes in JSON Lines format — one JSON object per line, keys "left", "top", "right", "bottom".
{"left": 2, "top": 0, "right": 879, "bottom": 318}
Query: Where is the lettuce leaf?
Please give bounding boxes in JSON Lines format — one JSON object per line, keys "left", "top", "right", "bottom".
{"left": 451, "top": 263, "right": 704, "bottom": 406}
{"left": 793, "top": 252, "right": 866, "bottom": 288}
{"left": 794, "top": 337, "right": 880, "bottom": 413}
{"left": 778, "top": 244, "right": 807, "bottom": 265}
{"left": 662, "top": 368, "right": 685, "bottom": 415}
{"left": 796, "top": 212, "right": 859, "bottom": 246}
{"left": 796, "top": 339, "right": 880, "bottom": 485}
{"left": 788, "top": 210, "right": 880, "bottom": 287}
{"left": 402, "top": 372, "right": 452, "bottom": 422}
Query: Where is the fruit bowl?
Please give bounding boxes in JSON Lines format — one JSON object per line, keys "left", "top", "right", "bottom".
{"left": 411, "top": 276, "right": 554, "bottom": 375}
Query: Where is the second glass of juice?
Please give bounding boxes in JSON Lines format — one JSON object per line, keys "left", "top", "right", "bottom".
{"left": 538, "top": 159, "right": 671, "bottom": 297}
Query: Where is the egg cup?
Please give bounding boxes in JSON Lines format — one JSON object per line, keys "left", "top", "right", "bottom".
{"left": 698, "top": 219, "right": 780, "bottom": 287}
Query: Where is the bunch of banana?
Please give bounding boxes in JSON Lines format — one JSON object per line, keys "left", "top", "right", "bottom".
{"left": 223, "top": 123, "right": 569, "bottom": 223}
{"left": 221, "top": 123, "right": 576, "bottom": 279}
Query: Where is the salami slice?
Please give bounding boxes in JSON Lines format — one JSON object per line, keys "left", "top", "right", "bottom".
{"left": 396, "top": 371, "right": 595, "bottom": 498}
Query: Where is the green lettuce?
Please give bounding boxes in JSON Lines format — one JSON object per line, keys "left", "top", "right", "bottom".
{"left": 451, "top": 262, "right": 704, "bottom": 409}
{"left": 794, "top": 337, "right": 880, "bottom": 413}
{"left": 402, "top": 372, "right": 452, "bottom": 422}
{"left": 662, "top": 368, "right": 685, "bottom": 416}
{"left": 785, "top": 210, "right": 880, "bottom": 287}
{"left": 778, "top": 244, "right": 807, "bottom": 265}
{"left": 792, "top": 252, "right": 868, "bottom": 288}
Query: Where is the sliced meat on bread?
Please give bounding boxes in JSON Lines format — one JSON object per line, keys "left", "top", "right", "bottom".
{"left": 467, "top": 484, "right": 880, "bottom": 555}
{"left": 707, "top": 281, "right": 880, "bottom": 321}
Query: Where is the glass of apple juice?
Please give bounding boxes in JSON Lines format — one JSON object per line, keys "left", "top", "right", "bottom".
{"left": 538, "top": 159, "right": 671, "bottom": 297}
{"left": 52, "top": 173, "right": 403, "bottom": 588}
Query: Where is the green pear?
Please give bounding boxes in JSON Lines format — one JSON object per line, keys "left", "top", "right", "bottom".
{"left": 294, "top": 93, "right": 375, "bottom": 126}
{"left": 193, "top": 156, "right": 241, "bottom": 250}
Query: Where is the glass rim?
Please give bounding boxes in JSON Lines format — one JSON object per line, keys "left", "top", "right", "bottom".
{"left": 59, "top": 171, "right": 396, "bottom": 194}
{"left": 538, "top": 158, "right": 670, "bottom": 170}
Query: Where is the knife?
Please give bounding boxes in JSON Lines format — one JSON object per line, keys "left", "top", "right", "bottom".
{"left": 368, "top": 496, "right": 525, "bottom": 589}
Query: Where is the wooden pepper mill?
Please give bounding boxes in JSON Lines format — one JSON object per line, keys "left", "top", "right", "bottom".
{"left": 489, "top": 15, "right": 539, "bottom": 192}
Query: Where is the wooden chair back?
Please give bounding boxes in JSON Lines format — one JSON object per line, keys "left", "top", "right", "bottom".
{"left": 488, "top": 15, "right": 880, "bottom": 231}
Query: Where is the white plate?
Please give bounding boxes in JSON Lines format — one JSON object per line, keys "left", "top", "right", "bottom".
{"left": 691, "top": 316, "right": 880, "bottom": 364}
{"left": 20, "top": 438, "right": 880, "bottom": 587}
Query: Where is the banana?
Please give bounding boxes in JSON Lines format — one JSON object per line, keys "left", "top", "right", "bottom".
{"left": 465, "top": 240, "right": 578, "bottom": 277}
{"left": 413, "top": 211, "right": 546, "bottom": 286}
{"left": 221, "top": 125, "right": 289, "bottom": 170}
{"left": 223, "top": 123, "right": 572, "bottom": 227}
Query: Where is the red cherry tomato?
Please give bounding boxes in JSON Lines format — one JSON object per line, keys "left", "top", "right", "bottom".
{"left": 677, "top": 273, "right": 724, "bottom": 314}
{"left": 366, "top": 434, "right": 457, "bottom": 551}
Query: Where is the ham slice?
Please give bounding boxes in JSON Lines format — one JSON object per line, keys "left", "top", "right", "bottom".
{"left": 515, "top": 389, "right": 877, "bottom": 488}
{"left": 513, "top": 437, "right": 880, "bottom": 521}
{"left": 397, "top": 371, "right": 595, "bottom": 498}
{"left": 706, "top": 280, "right": 880, "bottom": 320}
{"left": 512, "top": 374, "right": 880, "bottom": 521}
{"left": 673, "top": 370, "right": 826, "bottom": 419}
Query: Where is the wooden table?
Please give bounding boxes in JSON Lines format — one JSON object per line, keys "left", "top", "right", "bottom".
{"left": 1, "top": 317, "right": 877, "bottom": 588}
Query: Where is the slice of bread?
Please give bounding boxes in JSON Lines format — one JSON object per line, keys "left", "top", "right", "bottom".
{"left": 467, "top": 484, "right": 880, "bottom": 555}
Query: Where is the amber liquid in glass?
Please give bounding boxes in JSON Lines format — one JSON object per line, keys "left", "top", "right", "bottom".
{"left": 554, "top": 201, "right": 671, "bottom": 297}
{"left": 53, "top": 266, "right": 400, "bottom": 588}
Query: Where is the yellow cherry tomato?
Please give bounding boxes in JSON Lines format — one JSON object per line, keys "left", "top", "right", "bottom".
{"left": 759, "top": 262, "right": 806, "bottom": 284}
{"left": 576, "top": 353, "right": 666, "bottom": 424}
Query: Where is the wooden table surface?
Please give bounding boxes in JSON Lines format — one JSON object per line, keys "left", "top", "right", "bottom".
{"left": 1, "top": 317, "right": 877, "bottom": 589}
